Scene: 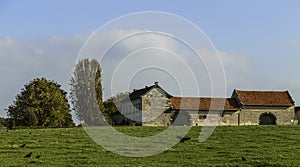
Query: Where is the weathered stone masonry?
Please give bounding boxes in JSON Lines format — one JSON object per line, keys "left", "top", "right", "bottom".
{"left": 115, "top": 82, "right": 296, "bottom": 126}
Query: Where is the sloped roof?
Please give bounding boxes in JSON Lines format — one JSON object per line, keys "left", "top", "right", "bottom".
{"left": 233, "top": 89, "right": 294, "bottom": 107}
{"left": 129, "top": 85, "right": 154, "bottom": 100}
{"left": 127, "top": 83, "right": 172, "bottom": 101}
{"left": 171, "top": 97, "right": 239, "bottom": 111}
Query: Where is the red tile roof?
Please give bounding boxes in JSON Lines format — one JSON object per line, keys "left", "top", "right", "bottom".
{"left": 171, "top": 97, "right": 239, "bottom": 111}
{"left": 233, "top": 89, "right": 294, "bottom": 107}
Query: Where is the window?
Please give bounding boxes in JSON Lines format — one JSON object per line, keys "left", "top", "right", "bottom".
{"left": 199, "top": 115, "right": 207, "bottom": 119}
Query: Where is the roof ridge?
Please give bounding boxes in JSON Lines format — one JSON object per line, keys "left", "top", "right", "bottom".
{"left": 131, "top": 85, "right": 154, "bottom": 92}
{"left": 172, "top": 96, "right": 231, "bottom": 99}
{"left": 128, "top": 83, "right": 172, "bottom": 100}
{"left": 235, "top": 89, "right": 288, "bottom": 92}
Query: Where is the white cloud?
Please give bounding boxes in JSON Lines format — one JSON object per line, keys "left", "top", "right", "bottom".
{"left": 0, "top": 30, "right": 181, "bottom": 116}
{"left": 219, "top": 51, "right": 252, "bottom": 71}
{"left": 218, "top": 51, "right": 300, "bottom": 105}
{"left": 1, "top": 30, "right": 299, "bottom": 121}
{"left": 0, "top": 34, "right": 89, "bottom": 117}
{"left": 218, "top": 51, "right": 255, "bottom": 88}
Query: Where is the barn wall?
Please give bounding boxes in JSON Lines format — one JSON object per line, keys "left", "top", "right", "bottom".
{"left": 141, "top": 87, "right": 171, "bottom": 125}
{"left": 190, "top": 113, "right": 206, "bottom": 126}
{"left": 189, "top": 111, "right": 239, "bottom": 126}
{"left": 120, "top": 86, "right": 296, "bottom": 126}
{"left": 142, "top": 112, "right": 174, "bottom": 126}
{"left": 219, "top": 112, "right": 239, "bottom": 125}
{"left": 239, "top": 106, "right": 295, "bottom": 125}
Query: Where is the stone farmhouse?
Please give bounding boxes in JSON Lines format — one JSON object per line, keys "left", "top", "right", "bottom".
{"left": 113, "top": 82, "right": 296, "bottom": 126}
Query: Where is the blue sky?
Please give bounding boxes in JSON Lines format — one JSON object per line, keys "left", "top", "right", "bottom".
{"left": 1, "top": 1, "right": 300, "bottom": 118}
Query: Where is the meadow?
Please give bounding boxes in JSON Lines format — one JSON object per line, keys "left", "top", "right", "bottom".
{"left": 1, "top": 126, "right": 300, "bottom": 166}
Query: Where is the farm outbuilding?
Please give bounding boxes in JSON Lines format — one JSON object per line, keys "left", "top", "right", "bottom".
{"left": 231, "top": 89, "right": 295, "bottom": 125}
{"left": 113, "top": 82, "right": 296, "bottom": 126}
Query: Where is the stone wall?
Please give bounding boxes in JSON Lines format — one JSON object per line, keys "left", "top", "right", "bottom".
{"left": 141, "top": 87, "right": 171, "bottom": 125}
{"left": 219, "top": 112, "right": 239, "bottom": 125}
{"left": 239, "top": 106, "right": 295, "bottom": 125}
{"left": 189, "top": 107, "right": 294, "bottom": 126}
{"left": 189, "top": 111, "right": 239, "bottom": 126}
{"left": 119, "top": 86, "right": 296, "bottom": 126}
{"left": 190, "top": 112, "right": 206, "bottom": 126}
{"left": 143, "top": 112, "right": 175, "bottom": 126}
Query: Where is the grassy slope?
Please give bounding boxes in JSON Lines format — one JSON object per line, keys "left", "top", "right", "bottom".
{"left": 0, "top": 126, "right": 300, "bottom": 166}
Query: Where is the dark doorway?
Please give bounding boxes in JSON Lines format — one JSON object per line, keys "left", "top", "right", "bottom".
{"left": 259, "top": 113, "right": 276, "bottom": 125}
{"left": 172, "top": 111, "right": 191, "bottom": 126}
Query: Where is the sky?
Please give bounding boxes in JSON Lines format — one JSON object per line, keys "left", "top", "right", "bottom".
{"left": 1, "top": 0, "right": 300, "bottom": 120}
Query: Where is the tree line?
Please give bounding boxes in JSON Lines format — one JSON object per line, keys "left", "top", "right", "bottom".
{"left": 3, "top": 58, "right": 121, "bottom": 128}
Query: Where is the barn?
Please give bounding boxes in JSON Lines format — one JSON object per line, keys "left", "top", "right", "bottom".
{"left": 232, "top": 89, "right": 295, "bottom": 125}
{"left": 114, "top": 82, "right": 296, "bottom": 126}
{"left": 117, "top": 82, "right": 172, "bottom": 126}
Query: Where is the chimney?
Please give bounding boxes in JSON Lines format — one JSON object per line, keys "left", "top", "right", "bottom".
{"left": 133, "top": 89, "right": 137, "bottom": 92}
{"left": 145, "top": 86, "right": 148, "bottom": 88}
{"left": 154, "top": 82, "right": 158, "bottom": 86}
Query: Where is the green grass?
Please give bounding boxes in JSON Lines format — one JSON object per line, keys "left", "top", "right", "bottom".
{"left": 1, "top": 126, "right": 300, "bottom": 166}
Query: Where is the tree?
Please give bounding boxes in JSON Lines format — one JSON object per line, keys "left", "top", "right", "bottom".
{"left": 0, "top": 117, "right": 5, "bottom": 127}
{"left": 103, "top": 92, "right": 129, "bottom": 124}
{"left": 70, "top": 59, "right": 105, "bottom": 125}
{"left": 95, "top": 63, "right": 105, "bottom": 115}
{"left": 6, "top": 78, "right": 74, "bottom": 127}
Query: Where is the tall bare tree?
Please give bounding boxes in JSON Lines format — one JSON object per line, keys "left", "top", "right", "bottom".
{"left": 70, "top": 59, "right": 105, "bottom": 125}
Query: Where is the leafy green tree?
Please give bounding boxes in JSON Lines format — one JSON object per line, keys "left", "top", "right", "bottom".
{"left": 103, "top": 92, "right": 129, "bottom": 124}
{"left": 6, "top": 78, "right": 74, "bottom": 127}
{"left": 0, "top": 117, "right": 5, "bottom": 127}
{"left": 70, "top": 59, "right": 105, "bottom": 125}
{"left": 103, "top": 98, "right": 116, "bottom": 124}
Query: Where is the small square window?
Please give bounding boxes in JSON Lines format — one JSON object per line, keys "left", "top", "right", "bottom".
{"left": 199, "top": 115, "right": 207, "bottom": 119}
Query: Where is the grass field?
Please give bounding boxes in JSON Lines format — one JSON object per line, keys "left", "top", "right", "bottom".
{"left": 1, "top": 126, "right": 300, "bottom": 166}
